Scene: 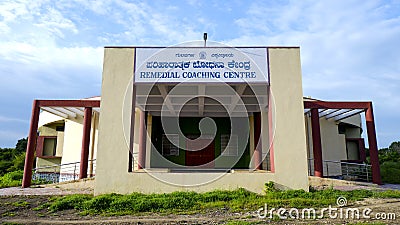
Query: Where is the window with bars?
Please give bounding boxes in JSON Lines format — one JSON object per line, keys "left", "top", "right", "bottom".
{"left": 162, "top": 134, "right": 179, "bottom": 156}
{"left": 221, "top": 134, "right": 238, "bottom": 156}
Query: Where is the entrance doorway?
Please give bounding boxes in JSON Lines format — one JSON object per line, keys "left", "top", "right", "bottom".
{"left": 185, "top": 135, "right": 215, "bottom": 167}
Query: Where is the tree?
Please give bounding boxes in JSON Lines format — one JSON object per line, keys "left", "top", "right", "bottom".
{"left": 389, "top": 141, "right": 400, "bottom": 153}
{"left": 0, "top": 138, "right": 28, "bottom": 175}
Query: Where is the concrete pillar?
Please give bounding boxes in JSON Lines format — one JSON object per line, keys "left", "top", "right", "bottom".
{"left": 138, "top": 110, "right": 146, "bottom": 169}
{"left": 365, "top": 103, "right": 382, "bottom": 184}
{"left": 22, "top": 100, "right": 40, "bottom": 188}
{"left": 79, "top": 107, "right": 92, "bottom": 179}
{"left": 311, "top": 108, "right": 323, "bottom": 177}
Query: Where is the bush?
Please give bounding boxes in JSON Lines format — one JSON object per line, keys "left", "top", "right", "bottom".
{"left": 0, "top": 170, "right": 23, "bottom": 188}
{"left": 381, "top": 161, "right": 400, "bottom": 184}
{"left": 82, "top": 193, "right": 121, "bottom": 212}
{"left": 49, "top": 194, "right": 92, "bottom": 211}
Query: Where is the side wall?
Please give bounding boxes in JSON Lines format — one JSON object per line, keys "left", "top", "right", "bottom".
{"left": 268, "top": 48, "right": 309, "bottom": 190}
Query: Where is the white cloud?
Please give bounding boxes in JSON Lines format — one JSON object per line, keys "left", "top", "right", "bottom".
{"left": 0, "top": 0, "right": 398, "bottom": 147}
{"left": 0, "top": 115, "right": 29, "bottom": 123}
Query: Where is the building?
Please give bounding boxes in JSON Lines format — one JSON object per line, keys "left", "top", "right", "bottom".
{"left": 22, "top": 46, "right": 381, "bottom": 194}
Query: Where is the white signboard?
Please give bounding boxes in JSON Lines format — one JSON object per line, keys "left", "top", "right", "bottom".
{"left": 134, "top": 47, "right": 268, "bottom": 83}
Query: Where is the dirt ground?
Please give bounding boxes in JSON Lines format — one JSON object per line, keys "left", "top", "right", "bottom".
{"left": 0, "top": 194, "right": 399, "bottom": 225}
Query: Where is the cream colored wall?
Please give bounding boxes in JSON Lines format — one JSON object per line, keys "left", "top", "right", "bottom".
{"left": 96, "top": 48, "right": 133, "bottom": 195}
{"left": 268, "top": 48, "right": 309, "bottom": 190}
{"left": 38, "top": 111, "right": 63, "bottom": 127}
{"left": 59, "top": 114, "right": 99, "bottom": 175}
{"left": 60, "top": 119, "right": 83, "bottom": 166}
{"left": 36, "top": 112, "right": 65, "bottom": 169}
{"left": 95, "top": 47, "right": 309, "bottom": 195}
{"left": 341, "top": 114, "right": 362, "bottom": 128}
{"left": 36, "top": 158, "right": 62, "bottom": 172}
{"left": 319, "top": 118, "right": 347, "bottom": 176}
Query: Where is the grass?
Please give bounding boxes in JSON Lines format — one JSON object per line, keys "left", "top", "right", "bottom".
{"left": 0, "top": 170, "right": 50, "bottom": 188}
{"left": 45, "top": 184, "right": 400, "bottom": 216}
{"left": 11, "top": 201, "right": 29, "bottom": 207}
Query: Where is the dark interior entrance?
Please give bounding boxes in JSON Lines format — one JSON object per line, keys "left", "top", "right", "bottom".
{"left": 185, "top": 135, "right": 215, "bottom": 167}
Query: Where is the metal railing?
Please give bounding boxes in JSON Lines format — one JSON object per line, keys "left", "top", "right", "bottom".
{"left": 308, "top": 158, "right": 372, "bottom": 182}
{"left": 32, "top": 159, "right": 96, "bottom": 183}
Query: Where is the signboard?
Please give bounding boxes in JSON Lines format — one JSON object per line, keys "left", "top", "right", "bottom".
{"left": 134, "top": 47, "right": 268, "bottom": 83}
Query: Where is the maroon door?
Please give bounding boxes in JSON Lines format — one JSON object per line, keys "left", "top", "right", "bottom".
{"left": 186, "top": 138, "right": 215, "bottom": 167}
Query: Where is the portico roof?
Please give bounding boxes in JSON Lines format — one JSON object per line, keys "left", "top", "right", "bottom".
{"left": 38, "top": 98, "right": 100, "bottom": 119}
{"left": 135, "top": 83, "right": 269, "bottom": 117}
{"left": 303, "top": 99, "right": 370, "bottom": 122}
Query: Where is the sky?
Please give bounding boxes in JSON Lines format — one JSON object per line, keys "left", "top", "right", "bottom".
{"left": 0, "top": 0, "right": 399, "bottom": 148}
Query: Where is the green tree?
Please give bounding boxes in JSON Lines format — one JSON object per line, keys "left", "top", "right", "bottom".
{"left": 378, "top": 141, "right": 400, "bottom": 184}
{"left": 0, "top": 138, "right": 28, "bottom": 175}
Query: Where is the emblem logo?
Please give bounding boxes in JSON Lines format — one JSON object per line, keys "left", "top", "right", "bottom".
{"left": 199, "top": 51, "right": 207, "bottom": 59}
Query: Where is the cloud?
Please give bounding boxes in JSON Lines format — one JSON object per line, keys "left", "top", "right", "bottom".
{"left": 0, "top": 0, "right": 398, "bottom": 148}
{"left": 0, "top": 115, "right": 29, "bottom": 124}
{"left": 226, "top": 0, "right": 400, "bottom": 147}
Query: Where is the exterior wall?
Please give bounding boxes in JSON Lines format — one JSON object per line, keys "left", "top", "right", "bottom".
{"left": 34, "top": 108, "right": 100, "bottom": 181}
{"left": 319, "top": 118, "right": 347, "bottom": 176}
{"left": 36, "top": 112, "right": 64, "bottom": 170}
{"left": 96, "top": 48, "right": 135, "bottom": 195}
{"left": 268, "top": 48, "right": 309, "bottom": 190}
{"left": 59, "top": 114, "right": 99, "bottom": 180}
{"left": 304, "top": 112, "right": 363, "bottom": 176}
{"left": 35, "top": 158, "right": 62, "bottom": 173}
{"left": 60, "top": 118, "right": 84, "bottom": 165}
{"left": 95, "top": 47, "right": 309, "bottom": 195}
{"left": 341, "top": 114, "right": 362, "bottom": 129}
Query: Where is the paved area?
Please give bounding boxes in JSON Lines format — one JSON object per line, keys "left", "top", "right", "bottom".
{"left": 0, "top": 186, "right": 92, "bottom": 196}
{"left": 381, "top": 184, "right": 400, "bottom": 190}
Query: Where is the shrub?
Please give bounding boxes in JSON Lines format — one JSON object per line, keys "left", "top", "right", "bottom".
{"left": 0, "top": 170, "right": 23, "bottom": 188}
{"left": 49, "top": 194, "right": 92, "bottom": 211}
{"left": 381, "top": 161, "right": 400, "bottom": 184}
{"left": 82, "top": 193, "right": 121, "bottom": 212}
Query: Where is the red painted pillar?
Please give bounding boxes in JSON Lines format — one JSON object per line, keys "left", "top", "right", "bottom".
{"left": 138, "top": 110, "right": 146, "bottom": 169}
{"left": 254, "top": 112, "right": 262, "bottom": 170}
{"left": 79, "top": 107, "right": 92, "bottom": 179}
{"left": 22, "top": 100, "right": 40, "bottom": 188}
{"left": 311, "top": 108, "right": 323, "bottom": 177}
{"left": 365, "top": 103, "right": 382, "bottom": 184}
{"left": 128, "top": 84, "right": 136, "bottom": 172}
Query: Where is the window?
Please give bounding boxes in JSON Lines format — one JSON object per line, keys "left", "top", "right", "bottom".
{"left": 221, "top": 134, "right": 238, "bottom": 156}
{"left": 56, "top": 126, "right": 65, "bottom": 131}
{"left": 162, "top": 134, "right": 179, "bottom": 156}
{"left": 338, "top": 124, "right": 346, "bottom": 134}
{"left": 43, "top": 138, "right": 57, "bottom": 156}
{"left": 36, "top": 136, "right": 58, "bottom": 157}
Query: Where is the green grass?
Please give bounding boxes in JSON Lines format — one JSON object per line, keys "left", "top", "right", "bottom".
{"left": 0, "top": 170, "right": 50, "bottom": 188}
{"left": 11, "top": 201, "right": 29, "bottom": 207}
{"left": 45, "top": 185, "right": 400, "bottom": 216}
